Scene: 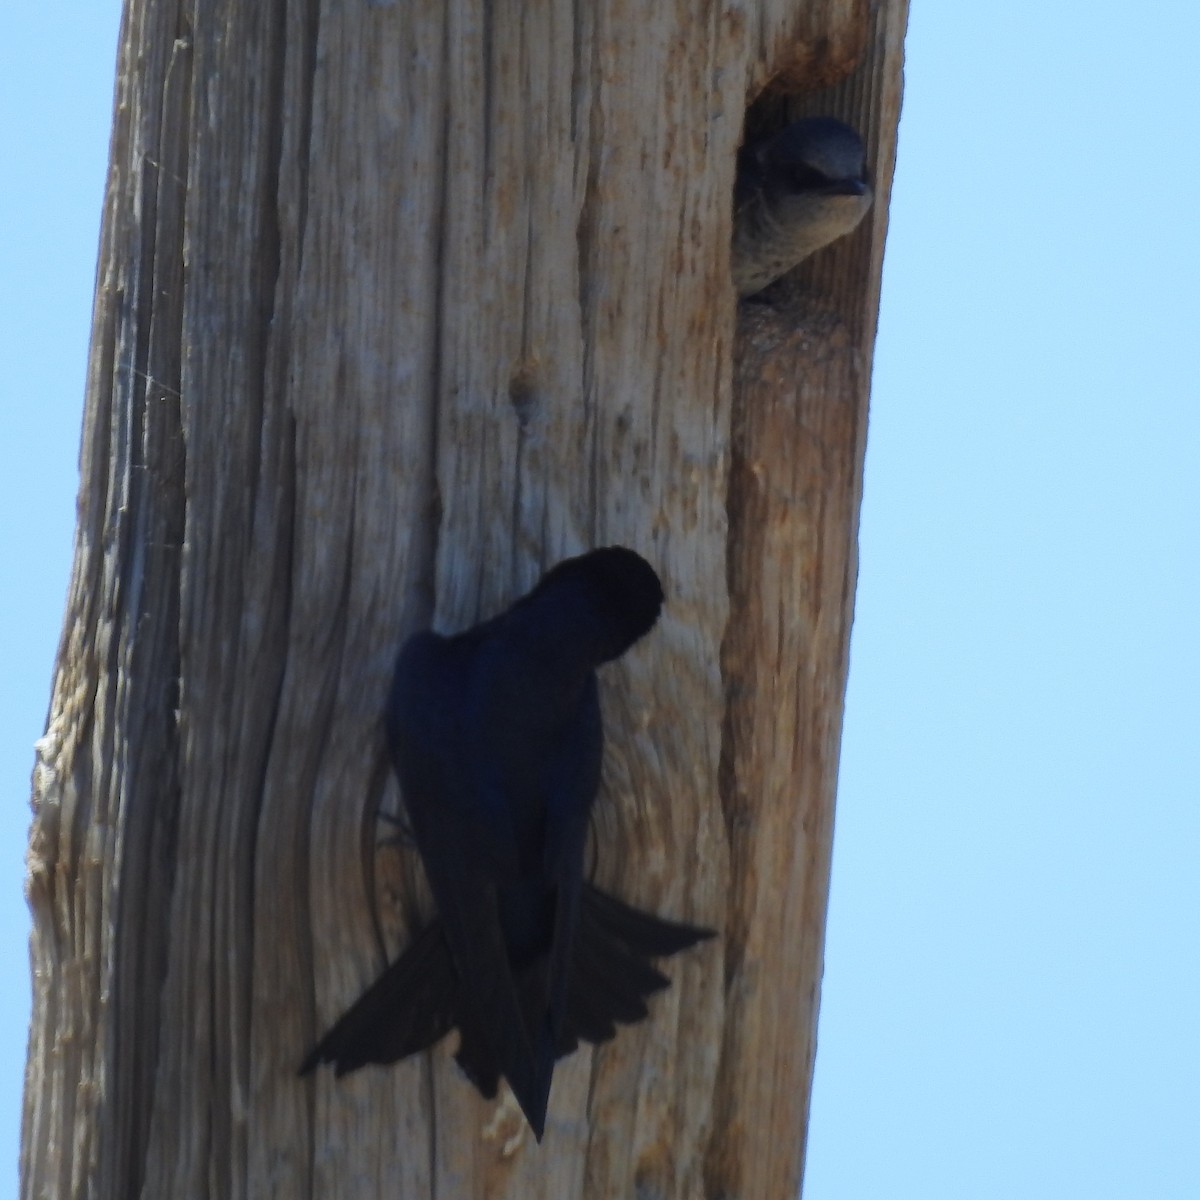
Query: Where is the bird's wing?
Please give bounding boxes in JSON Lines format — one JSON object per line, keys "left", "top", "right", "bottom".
{"left": 386, "top": 629, "right": 550, "bottom": 1137}
{"left": 299, "top": 918, "right": 457, "bottom": 1076}
{"left": 540, "top": 674, "right": 604, "bottom": 1041}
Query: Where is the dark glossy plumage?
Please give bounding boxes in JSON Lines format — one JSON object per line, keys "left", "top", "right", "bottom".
{"left": 301, "top": 547, "right": 712, "bottom": 1139}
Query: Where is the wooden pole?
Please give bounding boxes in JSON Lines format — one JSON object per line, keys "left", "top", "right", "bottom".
{"left": 23, "top": 2, "right": 907, "bottom": 1196}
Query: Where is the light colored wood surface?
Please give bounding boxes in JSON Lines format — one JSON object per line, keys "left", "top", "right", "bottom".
{"left": 24, "top": 1, "right": 907, "bottom": 1196}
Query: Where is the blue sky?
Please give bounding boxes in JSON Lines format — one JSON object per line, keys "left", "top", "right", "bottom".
{"left": 2, "top": 5, "right": 1197, "bottom": 1198}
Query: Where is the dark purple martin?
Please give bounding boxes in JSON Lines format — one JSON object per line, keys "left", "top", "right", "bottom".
{"left": 301, "top": 547, "right": 712, "bottom": 1140}
{"left": 731, "top": 116, "right": 873, "bottom": 297}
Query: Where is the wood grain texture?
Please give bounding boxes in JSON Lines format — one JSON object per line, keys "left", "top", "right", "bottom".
{"left": 23, "top": 1, "right": 908, "bottom": 1197}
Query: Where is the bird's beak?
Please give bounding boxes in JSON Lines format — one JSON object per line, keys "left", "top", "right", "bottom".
{"left": 824, "top": 179, "right": 870, "bottom": 197}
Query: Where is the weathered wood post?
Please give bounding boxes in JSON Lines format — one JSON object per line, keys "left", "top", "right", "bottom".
{"left": 23, "top": 2, "right": 907, "bottom": 1196}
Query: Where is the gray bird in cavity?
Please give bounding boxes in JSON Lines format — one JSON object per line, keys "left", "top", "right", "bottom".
{"left": 301, "top": 547, "right": 712, "bottom": 1142}
{"left": 731, "top": 116, "right": 873, "bottom": 297}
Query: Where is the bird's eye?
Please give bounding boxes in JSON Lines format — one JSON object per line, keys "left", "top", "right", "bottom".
{"left": 788, "top": 164, "right": 829, "bottom": 190}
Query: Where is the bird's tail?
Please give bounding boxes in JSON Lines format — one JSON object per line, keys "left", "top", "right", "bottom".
{"left": 299, "top": 915, "right": 538, "bottom": 1118}
{"left": 300, "top": 883, "right": 712, "bottom": 1128}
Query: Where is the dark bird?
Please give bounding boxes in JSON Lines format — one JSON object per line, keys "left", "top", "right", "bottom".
{"left": 731, "top": 116, "right": 873, "bottom": 297}
{"left": 301, "top": 547, "right": 712, "bottom": 1140}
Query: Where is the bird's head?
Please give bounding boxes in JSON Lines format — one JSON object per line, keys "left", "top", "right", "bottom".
{"left": 732, "top": 115, "right": 874, "bottom": 296}
{"left": 754, "top": 117, "right": 870, "bottom": 198}
{"left": 524, "top": 546, "right": 664, "bottom": 666}
{"left": 754, "top": 116, "right": 873, "bottom": 244}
